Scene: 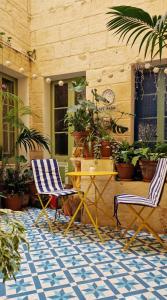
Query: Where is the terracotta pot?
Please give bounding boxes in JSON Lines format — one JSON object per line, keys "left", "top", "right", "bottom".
{"left": 22, "top": 193, "right": 30, "bottom": 207}
{"left": 71, "top": 131, "right": 88, "bottom": 147}
{"left": 4, "top": 194, "right": 22, "bottom": 211}
{"left": 83, "top": 142, "right": 94, "bottom": 158}
{"left": 116, "top": 163, "right": 135, "bottom": 181}
{"left": 139, "top": 160, "right": 157, "bottom": 182}
{"left": 101, "top": 141, "right": 111, "bottom": 158}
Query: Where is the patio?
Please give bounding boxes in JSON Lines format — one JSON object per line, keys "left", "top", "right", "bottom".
{"left": 1, "top": 208, "right": 167, "bottom": 300}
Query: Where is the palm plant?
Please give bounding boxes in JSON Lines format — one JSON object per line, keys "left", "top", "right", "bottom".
{"left": 107, "top": 6, "right": 167, "bottom": 60}
{"left": 4, "top": 104, "right": 50, "bottom": 154}
{"left": 16, "top": 128, "right": 50, "bottom": 153}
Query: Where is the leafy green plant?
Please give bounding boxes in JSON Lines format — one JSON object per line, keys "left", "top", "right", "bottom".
{"left": 132, "top": 147, "right": 160, "bottom": 166}
{"left": 64, "top": 99, "right": 93, "bottom": 132}
{"left": 16, "top": 128, "right": 50, "bottom": 153}
{"left": 112, "top": 140, "right": 135, "bottom": 163}
{"left": 107, "top": 6, "right": 167, "bottom": 60}
{"left": 0, "top": 209, "right": 28, "bottom": 282}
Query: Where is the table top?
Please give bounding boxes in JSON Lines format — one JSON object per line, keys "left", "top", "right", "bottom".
{"left": 66, "top": 171, "right": 118, "bottom": 176}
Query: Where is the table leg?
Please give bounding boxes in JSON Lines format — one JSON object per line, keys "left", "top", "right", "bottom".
{"left": 91, "top": 175, "right": 115, "bottom": 223}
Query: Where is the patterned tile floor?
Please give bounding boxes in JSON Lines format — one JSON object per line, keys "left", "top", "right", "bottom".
{"left": 1, "top": 208, "right": 167, "bottom": 300}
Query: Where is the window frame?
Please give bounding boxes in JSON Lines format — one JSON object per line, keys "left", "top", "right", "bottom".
{"left": 134, "top": 66, "right": 167, "bottom": 143}
{"left": 0, "top": 72, "right": 18, "bottom": 157}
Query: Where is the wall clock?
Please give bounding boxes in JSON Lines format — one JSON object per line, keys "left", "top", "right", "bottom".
{"left": 102, "top": 89, "right": 115, "bottom": 104}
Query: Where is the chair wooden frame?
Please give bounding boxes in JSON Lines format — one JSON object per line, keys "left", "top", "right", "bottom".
{"left": 121, "top": 205, "right": 166, "bottom": 251}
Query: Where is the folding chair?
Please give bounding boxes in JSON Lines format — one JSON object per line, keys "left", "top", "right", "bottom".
{"left": 114, "top": 158, "right": 167, "bottom": 250}
{"left": 31, "top": 159, "right": 77, "bottom": 231}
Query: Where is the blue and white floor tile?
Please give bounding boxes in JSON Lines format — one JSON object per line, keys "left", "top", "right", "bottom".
{"left": 1, "top": 208, "right": 167, "bottom": 300}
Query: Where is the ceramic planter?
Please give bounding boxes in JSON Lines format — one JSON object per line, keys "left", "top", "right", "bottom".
{"left": 139, "top": 160, "right": 157, "bottom": 182}
{"left": 71, "top": 131, "right": 88, "bottom": 147}
{"left": 101, "top": 140, "right": 111, "bottom": 158}
{"left": 116, "top": 163, "right": 135, "bottom": 181}
{"left": 4, "top": 194, "right": 22, "bottom": 211}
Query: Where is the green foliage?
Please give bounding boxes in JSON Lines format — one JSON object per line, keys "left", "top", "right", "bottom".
{"left": 132, "top": 143, "right": 167, "bottom": 166}
{"left": 64, "top": 100, "right": 93, "bottom": 132}
{"left": 0, "top": 209, "right": 28, "bottom": 282}
{"left": 16, "top": 128, "right": 50, "bottom": 153}
{"left": 112, "top": 140, "right": 135, "bottom": 163}
{"left": 107, "top": 6, "right": 167, "bottom": 60}
{"left": 3, "top": 167, "right": 29, "bottom": 194}
{"left": 72, "top": 78, "right": 88, "bottom": 93}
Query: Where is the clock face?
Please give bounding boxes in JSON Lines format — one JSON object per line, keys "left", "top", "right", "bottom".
{"left": 102, "top": 89, "right": 115, "bottom": 104}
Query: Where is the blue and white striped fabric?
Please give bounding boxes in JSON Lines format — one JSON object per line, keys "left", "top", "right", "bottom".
{"left": 114, "top": 158, "right": 167, "bottom": 225}
{"left": 32, "top": 159, "right": 77, "bottom": 197}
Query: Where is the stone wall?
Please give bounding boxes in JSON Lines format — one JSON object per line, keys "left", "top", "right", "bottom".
{"left": 30, "top": 0, "right": 166, "bottom": 141}
{"left": 0, "top": 0, "right": 31, "bottom": 50}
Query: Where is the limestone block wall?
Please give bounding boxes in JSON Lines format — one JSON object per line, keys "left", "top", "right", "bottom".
{"left": 0, "top": 0, "right": 31, "bottom": 50}
{"left": 30, "top": 0, "right": 166, "bottom": 142}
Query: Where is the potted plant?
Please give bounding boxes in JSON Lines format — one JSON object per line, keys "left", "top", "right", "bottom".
{"left": 100, "top": 134, "right": 112, "bottom": 158}
{"left": 113, "top": 140, "right": 135, "bottom": 181}
{"left": 3, "top": 163, "right": 29, "bottom": 210}
{"left": 132, "top": 143, "right": 167, "bottom": 182}
{"left": 64, "top": 100, "right": 91, "bottom": 146}
{"left": 0, "top": 209, "right": 28, "bottom": 281}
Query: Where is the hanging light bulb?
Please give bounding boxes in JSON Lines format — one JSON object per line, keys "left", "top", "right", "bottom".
{"left": 5, "top": 60, "right": 11, "bottom": 66}
{"left": 153, "top": 67, "right": 159, "bottom": 73}
{"left": 46, "top": 77, "right": 51, "bottom": 84}
{"left": 144, "top": 63, "right": 151, "bottom": 69}
{"left": 58, "top": 80, "right": 64, "bottom": 86}
{"left": 19, "top": 67, "right": 25, "bottom": 73}
{"left": 32, "top": 73, "right": 37, "bottom": 79}
{"left": 97, "top": 77, "right": 102, "bottom": 82}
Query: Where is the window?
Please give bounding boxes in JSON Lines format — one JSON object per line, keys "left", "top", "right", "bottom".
{"left": 0, "top": 74, "right": 17, "bottom": 157}
{"left": 134, "top": 68, "right": 167, "bottom": 143}
{"left": 52, "top": 82, "right": 69, "bottom": 156}
{"left": 52, "top": 77, "right": 86, "bottom": 158}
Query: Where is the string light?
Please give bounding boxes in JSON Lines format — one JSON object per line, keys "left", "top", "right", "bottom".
{"left": 46, "top": 77, "right": 51, "bottom": 84}
{"left": 144, "top": 63, "right": 151, "bottom": 69}
{"left": 32, "top": 74, "right": 37, "bottom": 79}
{"left": 58, "top": 80, "right": 64, "bottom": 86}
{"left": 153, "top": 67, "right": 159, "bottom": 73}
{"left": 5, "top": 60, "right": 11, "bottom": 66}
{"left": 19, "top": 67, "right": 25, "bottom": 73}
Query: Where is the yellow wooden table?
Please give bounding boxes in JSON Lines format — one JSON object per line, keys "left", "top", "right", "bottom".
{"left": 65, "top": 170, "right": 118, "bottom": 242}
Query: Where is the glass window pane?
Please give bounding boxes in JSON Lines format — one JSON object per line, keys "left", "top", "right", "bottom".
{"left": 136, "top": 95, "right": 157, "bottom": 118}
{"left": 3, "top": 131, "right": 8, "bottom": 153}
{"left": 165, "top": 94, "right": 167, "bottom": 116}
{"left": 143, "top": 71, "right": 157, "bottom": 94}
{"left": 55, "top": 133, "right": 68, "bottom": 155}
{"left": 54, "top": 83, "right": 68, "bottom": 108}
{"left": 54, "top": 108, "right": 67, "bottom": 132}
{"left": 137, "top": 119, "right": 157, "bottom": 142}
{"left": 164, "top": 118, "right": 167, "bottom": 140}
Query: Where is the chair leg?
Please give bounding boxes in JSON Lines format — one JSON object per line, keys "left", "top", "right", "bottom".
{"left": 122, "top": 207, "right": 145, "bottom": 238}
{"left": 34, "top": 194, "right": 53, "bottom": 232}
{"left": 122, "top": 205, "right": 166, "bottom": 250}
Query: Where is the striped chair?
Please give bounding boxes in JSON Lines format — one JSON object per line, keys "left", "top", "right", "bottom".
{"left": 114, "top": 158, "right": 167, "bottom": 250}
{"left": 32, "top": 159, "right": 77, "bottom": 231}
